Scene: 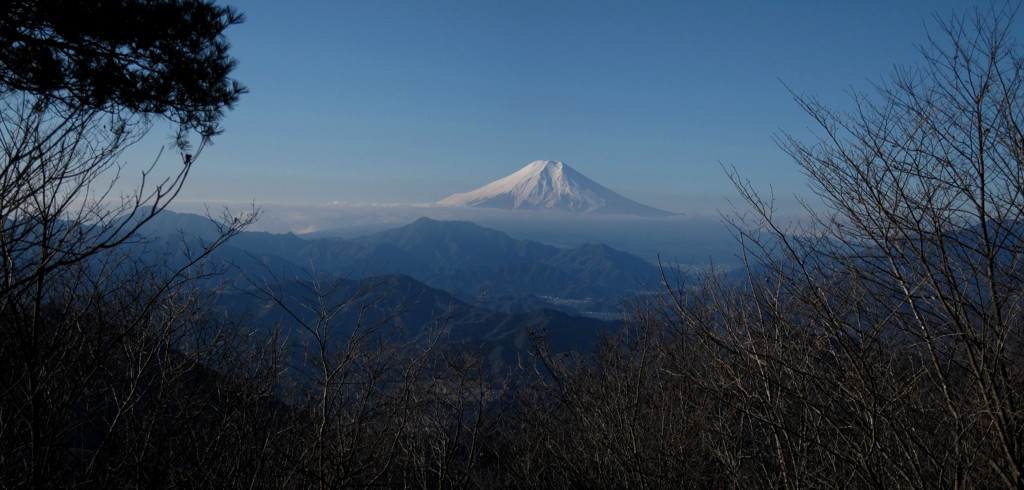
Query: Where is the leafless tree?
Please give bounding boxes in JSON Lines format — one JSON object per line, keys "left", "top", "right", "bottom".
{"left": 0, "top": 1, "right": 257, "bottom": 486}
{"left": 646, "top": 2, "right": 1024, "bottom": 487}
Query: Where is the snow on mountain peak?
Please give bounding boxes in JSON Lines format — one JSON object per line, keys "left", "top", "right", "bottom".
{"left": 436, "top": 160, "right": 673, "bottom": 216}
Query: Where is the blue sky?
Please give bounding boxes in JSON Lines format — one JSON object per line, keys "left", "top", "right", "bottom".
{"left": 142, "top": 0, "right": 1010, "bottom": 220}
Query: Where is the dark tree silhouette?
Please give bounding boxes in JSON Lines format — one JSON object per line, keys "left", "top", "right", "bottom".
{"left": 0, "top": 0, "right": 245, "bottom": 139}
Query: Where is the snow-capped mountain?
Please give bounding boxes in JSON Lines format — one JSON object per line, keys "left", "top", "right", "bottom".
{"left": 436, "top": 160, "right": 674, "bottom": 216}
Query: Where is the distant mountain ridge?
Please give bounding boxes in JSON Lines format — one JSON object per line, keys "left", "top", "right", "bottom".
{"left": 136, "top": 211, "right": 661, "bottom": 316}
{"left": 341, "top": 217, "right": 662, "bottom": 303}
{"left": 437, "top": 160, "right": 674, "bottom": 216}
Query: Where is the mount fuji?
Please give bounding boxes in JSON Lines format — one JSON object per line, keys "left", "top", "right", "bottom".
{"left": 436, "top": 160, "right": 674, "bottom": 217}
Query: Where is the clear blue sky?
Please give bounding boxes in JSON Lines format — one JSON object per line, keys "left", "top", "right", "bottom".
{"left": 145, "top": 0, "right": 1012, "bottom": 216}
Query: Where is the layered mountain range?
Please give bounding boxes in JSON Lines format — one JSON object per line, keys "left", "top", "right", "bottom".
{"left": 157, "top": 215, "right": 660, "bottom": 310}
{"left": 437, "top": 160, "right": 674, "bottom": 216}
{"left": 127, "top": 210, "right": 665, "bottom": 371}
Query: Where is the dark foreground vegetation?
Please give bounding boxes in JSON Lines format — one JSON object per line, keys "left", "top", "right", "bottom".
{"left": 2, "top": 1, "right": 1023, "bottom": 487}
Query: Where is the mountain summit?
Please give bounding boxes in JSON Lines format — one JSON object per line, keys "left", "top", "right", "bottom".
{"left": 436, "top": 160, "right": 674, "bottom": 216}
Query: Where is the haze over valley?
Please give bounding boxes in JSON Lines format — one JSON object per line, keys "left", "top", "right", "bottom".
{"left": 170, "top": 159, "right": 741, "bottom": 267}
